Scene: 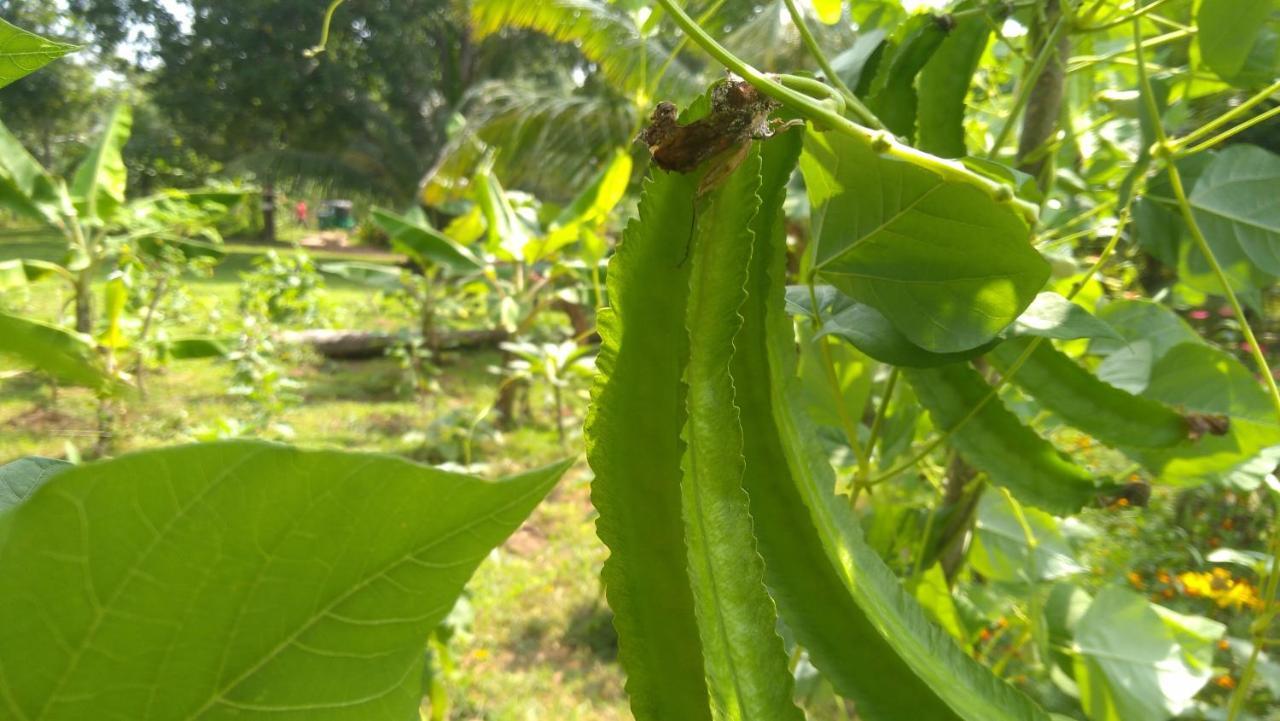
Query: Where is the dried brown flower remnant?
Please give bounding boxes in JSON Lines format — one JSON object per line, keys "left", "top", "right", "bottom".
{"left": 638, "top": 79, "right": 799, "bottom": 189}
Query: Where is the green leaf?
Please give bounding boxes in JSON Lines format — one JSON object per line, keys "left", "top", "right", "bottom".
{"left": 989, "top": 337, "right": 1189, "bottom": 449}
{"left": 917, "top": 4, "right": 990, "bottom": 157}
{"left": 1088, "top": 300, "right": 1201, "bottom": 392}
{"left": 70, "top": 104, "right": 132, "bottom": 224}
{"left": 0, "top": 18, "right": 78, "bottom": 90}
{"left": 800, "top": 129, "right": 1047, "bottom": 353}
{"left": 910, "top": 564, "right": 968, "bottom": 643}
{"left": 867, "top": 14, "right": 949, "bottom": 140}
{"left": 681, "top": 145, "right": 803, "bottom": 721}
{"left": 370, "top": 207, "right": 483, "bottom": 273}
{"left": 0, "top": 457, "right": 71, "bottom": 514}
{"left": 1197, "top": 0, "right": 1280, "bottom": 87}
{"left": 969, "top": 492, "right": 1084, "bottom": 586}
{"left": 1008, "top": 293, "right": 1121, "bottom": 341}
{"left": 1073, "top": 587, "right": 1224, "bottom": 721}
{"left": 0, "top": 310, "right": 116, "bottom": 392}
{"left": 585, "top": 167, "right": 712, "bottom": 719}
{"left": 550, "top": 147, "right": 632, "bottom": 231}
{"left": 0, "top": 441, "right": 569, "bottom": 720}
{"left": 904, "top": 363, "right": 1099, "bottom": 514}
{"left": 0, "top": 117, "right": 65, "bottom": 227}
{"left": 748, "top": 145, "right": 1051, "bottom": 721}
{"left": 1189, "top": 145, "right": 1280, "bottom": 277}
{"left": 475, "top": 163, "right": 535, "bottom": 262}
{"left": 819, "top": 301, "right": 996, "bottom": 367}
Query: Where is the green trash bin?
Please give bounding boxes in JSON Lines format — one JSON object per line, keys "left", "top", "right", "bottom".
{"left": 318, "top": 200, "right": 356, "bottom": 230}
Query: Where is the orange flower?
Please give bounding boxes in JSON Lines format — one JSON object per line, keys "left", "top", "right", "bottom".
{"left": 1215, "top": 675, "right": 1236, "bottom": 690}
{"left": 979, "top": 628, "right": 993, "bottom": 642}
{"left": 1218, "top": 639, "right": 1231, "bottom": 652}
{"left": 1157, "top": 571, "right": 1171, "bottom": 584}
{"left": 1128, "top": 571, "right": 1145, "bottom": 589}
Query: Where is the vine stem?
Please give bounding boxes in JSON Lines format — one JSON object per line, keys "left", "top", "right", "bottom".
{"left": 1180, "top": 104, "right": 1280, "bottom": 157}
{"left": 651, "top": 0, "right": 1041, "bottom": 223}
{"left": 987, "top": 3, "right": 1074, "bottom": 159}
{"left": 779, "top": 0, "right": 885, "bottom": 129}
{"left": 1074, "top": 0, "right": 1174, "bottom": 32}
{"left": 1131, "top": 17, "right": 1280, "bottom": 720}
{"left": 1169, "top": 79, "right": 1280, "bottom": 152}
{"left": 865, "top": 367, "right": 899, "bottom": 463}
{"left": 305, "top": 0, "right": 347, "bottom": 57}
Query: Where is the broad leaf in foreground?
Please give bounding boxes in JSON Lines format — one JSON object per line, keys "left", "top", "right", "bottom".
{"left": 681, "top": 144, "right": 802, "bottom": 720}
{"left": 800, "top": 129, "right": 1047, "bottom": 353}
{"left": 0, "top": 18, "right": 77, "bottom": 90}
{"left": 585, "top": 166, "right": 712, "bottom": 719}
{"left": 0, "top": 441, "right": 569, "bottom": 720}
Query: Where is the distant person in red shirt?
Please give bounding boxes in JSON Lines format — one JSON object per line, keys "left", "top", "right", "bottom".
{"left": 294, "top": 199, "right": 309, "bottom": 227}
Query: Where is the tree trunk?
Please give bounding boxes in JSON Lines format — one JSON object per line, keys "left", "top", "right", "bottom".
{"left": 938, "top": 455, "right": 982, "bottom": 584}
{"left": 261, "top": 182, "right": 277, "bottom": 243}
{"left": 1016, "top": 0, "right": 1071, "bottom": 191}
{"left": 74, "top": 269, "right": 93, "bottom": 335}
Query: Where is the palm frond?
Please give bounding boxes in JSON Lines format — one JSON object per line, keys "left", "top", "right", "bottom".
{"left": 423, "top": 79, "right": 638, "bottom": 206}
{"left": 470, "top": 0, "right": 699, "bottom": 98}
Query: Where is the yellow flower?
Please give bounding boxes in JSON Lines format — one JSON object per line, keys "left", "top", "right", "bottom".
{"left": 1177, "top": 571, "right": 1263, "bottom": 610}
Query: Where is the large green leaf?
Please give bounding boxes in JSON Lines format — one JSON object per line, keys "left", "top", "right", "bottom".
{"left": 969, "top": 492, "right": 1083, "bottom": 586}
{"left": 989, "top": 337, "right": 1189, "bottom": 449}
{"left": 758, "top": 205, "right": 1051, "bottom": 720}
{"left": 0, "top": 117, "right": 65, "bottom": 228}
{"left": 0, "top": 457, "right": 71, "bottom": 514}
{"left": 917, "top": 3, "right": 990, "bottom": 158}
{"left": 0, "top": 18, "right": 77, "bottom": 90}
{"left": 1197, "top": 0, "right": 1280, "bottom": 87}
{"left": 70, "top": 104, "right": 132, "bottom": 224}
{"left": 0, "top": 310, "right": 116, "bottom": 392}
{"left": 800, "top": 129, "right": 1047, "bottom": 353}
{"left": 1189, "top": 145, "right": 1280, "bottom": 277}
{"left": 680, "top": 146, "right": 802, "bottom": 721}
{"left": 820, "top": 301, "right": 996, "bottom": 367}
{"left": 370, "top": 207, "right": 482, "bottom": 273}
{"left": 585, "top": 167, "right": 712, "bottom": 719}
{"left": 1073, "top": 587, "right": 1224, "bottom": 721}
{"left": 0, "top": 441, "right": 568, "bottom": 720}
{"left": 904, "top": 363, "right": 1099, "bottom": 514}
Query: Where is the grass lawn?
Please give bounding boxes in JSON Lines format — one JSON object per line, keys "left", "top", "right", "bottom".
{"left": 0, "top": 233, "right": 628, "bottom": 720}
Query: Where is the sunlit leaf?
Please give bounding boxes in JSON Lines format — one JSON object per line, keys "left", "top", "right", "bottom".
{"left": 0, "top": 442, "right": 569, "bottom": 720}
{"left": 0, "top": 18, "right": 77, "bottom": 90}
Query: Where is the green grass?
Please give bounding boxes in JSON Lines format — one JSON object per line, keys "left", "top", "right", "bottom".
{"left": 0, "top": 233, "right": 629, "bottom": 720}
